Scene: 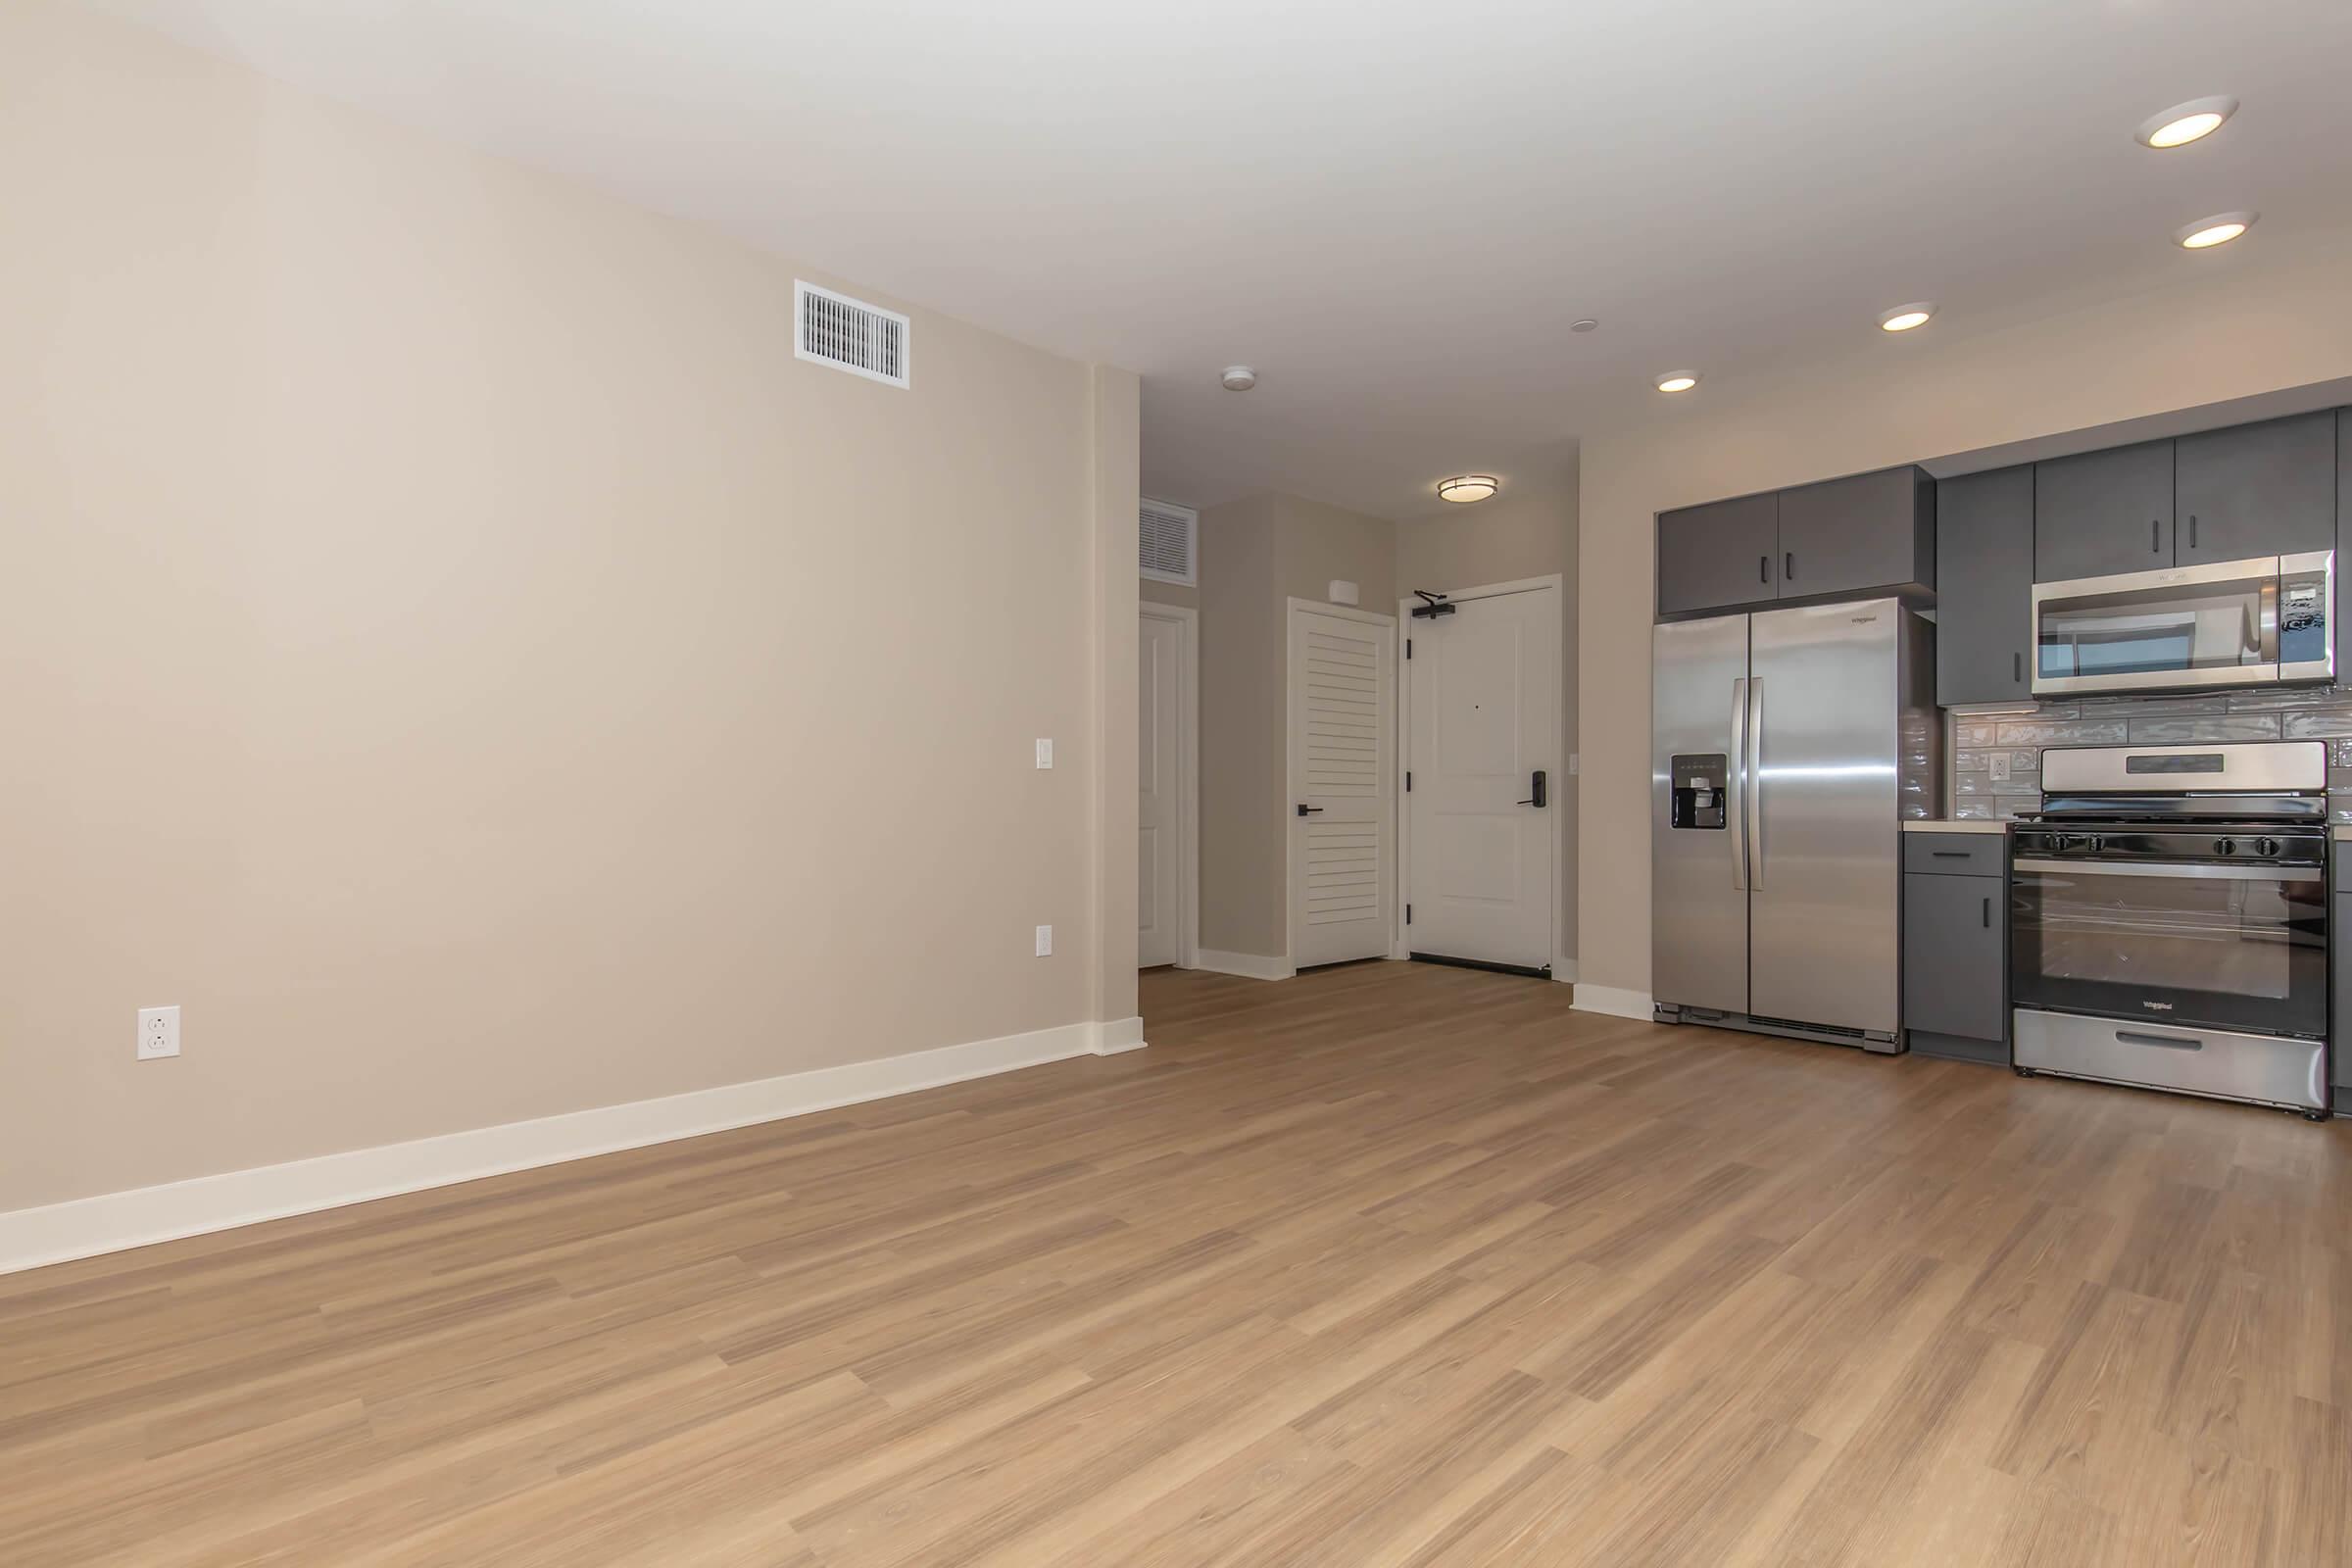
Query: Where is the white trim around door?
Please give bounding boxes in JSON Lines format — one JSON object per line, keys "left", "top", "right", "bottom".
{"left": 1139, "top": 602, "right": 1200, "bottom": 971}
{"left": 1395, "top": 574, "right": 1569, "bottom": 978}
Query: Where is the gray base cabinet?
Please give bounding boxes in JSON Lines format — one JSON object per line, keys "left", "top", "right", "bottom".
{"left": 2333, "top": 891, "right": 2351, "bottom": 1113}
{"left": 1902, "top": 842, "right": 2006, "bottom": 1062}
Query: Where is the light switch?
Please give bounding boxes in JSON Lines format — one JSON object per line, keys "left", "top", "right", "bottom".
{"left": 1035, "top": 739, "right": 1054, "bottom": 769}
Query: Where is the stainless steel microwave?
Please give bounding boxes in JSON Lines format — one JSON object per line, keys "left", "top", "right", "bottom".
{"left": 2031, "top": 551, "right": 2333, "bottom": 697}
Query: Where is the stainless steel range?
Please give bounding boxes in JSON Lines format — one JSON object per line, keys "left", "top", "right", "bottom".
{"left": 2010, "top": 741, "right": 2331, "bottom": 1117}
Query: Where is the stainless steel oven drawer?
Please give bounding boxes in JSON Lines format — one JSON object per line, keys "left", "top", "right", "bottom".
{"left": 2013, "top": 1008, "right": 2328, "bottom": 1111}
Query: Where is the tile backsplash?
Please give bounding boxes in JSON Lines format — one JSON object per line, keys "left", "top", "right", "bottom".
{"left": 1947, "top": 687, "right": 2352, "bottom": 821}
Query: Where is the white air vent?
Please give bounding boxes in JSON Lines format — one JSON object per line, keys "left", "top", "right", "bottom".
{"left": 1140, "top": 498, "right": 1198, "bottom": 587}
{"left": 795, "top": 280, "right": 909, "bottom": 387}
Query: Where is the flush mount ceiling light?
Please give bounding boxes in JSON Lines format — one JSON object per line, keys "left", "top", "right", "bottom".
{"left": 2136, "top": 96, "right": 2238, "bottom": 149}
{"left": 1219, "top": 365, "right": 1257, "bottom": 390}
{"left": 1570, "top": 318, "right": 1599, "bottom": 333}
{"left": 1878, "top": 303, "right": 1936, "bottom": 332}
{"left": 1654, "top": 372, "right": 1699, "bottom": 393}
{"left": 2177, "top": 211, "right": 2257, "bottom": 249}
{"left": 1437, "top": 474, "right": 1499, "bottom": 504}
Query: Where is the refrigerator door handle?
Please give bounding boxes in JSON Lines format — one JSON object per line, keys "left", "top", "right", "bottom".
{"left": 1729, "top": 677, "right": 1746, "bottom": 891}
{"left": 1746, "top": 678, "right": 1764, "bottom": 887}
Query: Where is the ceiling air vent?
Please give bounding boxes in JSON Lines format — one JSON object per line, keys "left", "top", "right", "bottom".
{"left": 1140, "top": 498, "right": 1198, "bottom": 587}
{"left": 795, "top": 280, "right": 909, "bottom": 388}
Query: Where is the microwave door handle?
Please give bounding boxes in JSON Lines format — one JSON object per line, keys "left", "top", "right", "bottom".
{"left": 1729, "top": 677, "right": 1746, "bottom": 891}
{"left": 1746, "top": 678, "right": 1764, "bottom": 888}
{"left": 2259, "top": 578, "right": 2279, "bottom": 662}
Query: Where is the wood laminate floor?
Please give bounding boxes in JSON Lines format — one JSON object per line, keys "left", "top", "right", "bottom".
{"left": 6, "top": 961, "right": 2350, "bottom": 1566}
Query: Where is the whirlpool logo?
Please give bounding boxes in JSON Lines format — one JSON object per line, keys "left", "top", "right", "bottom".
{"left": 2141, "top": 1000, "right": 2176, "bottom": 1011}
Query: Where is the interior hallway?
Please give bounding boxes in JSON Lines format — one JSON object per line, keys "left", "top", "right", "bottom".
{"left": 4, "top": 960, "right": 2347, "bottom": 1565}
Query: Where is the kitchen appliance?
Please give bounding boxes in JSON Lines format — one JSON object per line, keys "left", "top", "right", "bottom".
{"left": 1652, "top": 599, "right": 1937, "bottom": 1050}
{"left": 2010, "top": 741, "right": 2330, "bottom": 1116}
{"left": 2031, "top": 550, "right": 2332, "bottom": 698}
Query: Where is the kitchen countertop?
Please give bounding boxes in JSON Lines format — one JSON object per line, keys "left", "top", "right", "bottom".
{"left": 1902, "top": 818, "right": 2008, "bottom": 835}
{"left": 2334, "top": 825, "right": 2352, "bottom": 843}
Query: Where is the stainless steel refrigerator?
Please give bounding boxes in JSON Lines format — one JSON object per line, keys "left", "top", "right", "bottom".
{"left": 1651, "top": 598, "right": 1936, "bottom": 1051}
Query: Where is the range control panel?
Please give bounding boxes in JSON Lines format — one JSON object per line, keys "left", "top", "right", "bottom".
{"left": 1670, "top": 753, "right": 1728, "bottom": 830}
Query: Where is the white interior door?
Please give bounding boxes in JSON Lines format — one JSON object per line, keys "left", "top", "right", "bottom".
{"left": 1138, "top": 609, "right": 1184, "bottom": 968}
{"left": 1406, "top": 586, "right": 1558, "bottom": 970}
{"left": 1289, "top": 604, "right": 1396, "bottom": 968}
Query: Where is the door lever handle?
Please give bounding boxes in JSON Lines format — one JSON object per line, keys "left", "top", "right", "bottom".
{"left": 1517, "top": 769, "right": 1547, "bottom": 808}
{"left": 1296, "top": 804, "right": 1324, "bottom": 815}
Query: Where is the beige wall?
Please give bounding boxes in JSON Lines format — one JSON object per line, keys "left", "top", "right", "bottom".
{"left": 0, "top": 3, "right": 1139, "bottom": 1212}
{"left": 1577, "top": 232, "right": 2352, "bottom": 1005}
{"left": 1195, "top": 493, "right": 1395, "bottom": 958}
{"left": 1394, "top": 466, "right": 1580, "bottom": 968}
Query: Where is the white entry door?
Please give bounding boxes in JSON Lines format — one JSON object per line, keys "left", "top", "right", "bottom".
{"left": 1406, "top": 585, "right": 1558, "bottom": 971}
{"left": 1138, "top": 607, "right": 1189, "bottom": 967}
{"left": 1289, "top": 603, "right": 1396, "bottom": 969}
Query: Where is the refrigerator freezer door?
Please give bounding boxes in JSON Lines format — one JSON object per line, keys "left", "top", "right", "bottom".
{"left": 1747, "top": 601, "right": 1902, "bottom": 1034}
{"left": 1652, "top": 614, "right": 1750, "bottom": 1014}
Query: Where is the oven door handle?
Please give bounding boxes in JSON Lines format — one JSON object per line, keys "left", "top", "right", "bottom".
{"left": 2010, "top": 857, "right": 2323, "bottom": 883}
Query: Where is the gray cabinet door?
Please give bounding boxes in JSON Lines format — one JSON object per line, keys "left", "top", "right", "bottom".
{"left": 2177, "top": 411, "right": 2337, "bottom": 564}
{"left": 1775, "top": 467, "right": 1933, "bottom": 600}
{"left": 2335, "top": 892, "right": 2352, "bottom": 1092}
{"left": 2034, "top": 440, "right": 2175, "bottom": 581}
{"left": 2341, "top": 410, "right": 2351, "bottom": 689}
{"left": 1935, "top": 466, "right": 2034, "bottom": 705}
{"left": 1903, "top": 872, "right": 2004, "bottom": 1042}
{"left": 1657, "top": 493, "right": 1778, "bottom": 615}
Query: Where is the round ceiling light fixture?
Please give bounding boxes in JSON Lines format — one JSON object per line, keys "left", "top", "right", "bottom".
{"left": 2136, "top": 96, "right": 2237, "bottom": 149}
{"left": 1219, "top": 365, "right": 1257, "bottom": 391}
{"left": 2176, "top": 211, "right": 2257, "bottom": 249}
{"left": 1654, "top": 372, "right": 1699, "bottom": 394}
{"left": 1878, "top": 303, "right": 1936, "bottom": 332}
{"left": 1570, "top": 318, "right": 1599, "bottom": 333}
{"left": 1437, "top": 474, "right": 1499, "bottom": 505}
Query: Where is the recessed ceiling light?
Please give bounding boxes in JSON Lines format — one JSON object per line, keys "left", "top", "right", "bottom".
{"left": 2136, "top": 96, "right": 2238, "bottom": 149}
{"left": 1654, "top": 372, "right": 1699, "bottom": 394}
{"left": 1878, "top": 303, "right": 1936, "bottom": 332}
{"left": 2176, "top": 211, "right": 2257, "bottom": 249}
{"left": 1438, "top": 474, "right": 1499, "bottom": 504}
{"left": 1219, "top": 365, "right": 1257, "bottom": 391}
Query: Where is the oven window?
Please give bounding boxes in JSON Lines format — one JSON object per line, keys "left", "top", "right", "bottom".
{"left": 2012, "top": 863, "right": 2327, "bottom": 1037}
{"left": 2037, "top": 582, "right": 2265, "bottom": 680}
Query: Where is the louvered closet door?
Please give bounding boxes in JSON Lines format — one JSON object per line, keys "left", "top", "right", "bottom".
{"left": 1289, "top": 605, "right": 1397, "bottom": 969}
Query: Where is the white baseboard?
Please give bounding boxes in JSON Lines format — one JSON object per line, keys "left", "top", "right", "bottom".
{"left": 1193, "top": 950, "right": 1295, "bottom": 982}
{"left": 0, "top": 1018, "right": 1108, "bottom": 1277}
{"left": 1571, "top": 984, "right": 1655, "bottom": 1021}
{"left": 1092, "top": 1015, "right": 1148, "bottom": 1054}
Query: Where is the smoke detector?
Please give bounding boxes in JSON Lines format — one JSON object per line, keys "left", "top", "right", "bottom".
{"left": 1220, "top": 366, "right": 1257, "bottom": 391}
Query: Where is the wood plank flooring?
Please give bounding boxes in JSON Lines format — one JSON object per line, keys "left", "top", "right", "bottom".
{"left": 5, "top": 960, "right": 2349, "bottom": 1565}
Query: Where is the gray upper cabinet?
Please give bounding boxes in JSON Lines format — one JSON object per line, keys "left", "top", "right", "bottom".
{"left": 1776, "top": 466, "right": 1936, "bottom": 601}
{"left": 1935, "top": 466, "right": 2034, "bottom": 706}
{"left": 2033, "top": 440, "right": 2174, "bottom": 582}
{"left": 2340, "top": 409, "right": 2351, "bottom": 677}
{"left": 2176, "top": 411, "right": 2337, "bottom": 564}
{"left": 1656, "top": 492, "right": 1779, "bottom": 615}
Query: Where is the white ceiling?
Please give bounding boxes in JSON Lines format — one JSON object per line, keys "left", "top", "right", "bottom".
{"left": 82, "top": 0, "right": 2352, "bottom": 523}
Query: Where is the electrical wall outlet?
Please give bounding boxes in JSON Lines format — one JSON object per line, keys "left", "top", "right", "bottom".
{"left": 1035, "top": 924, "right": 1054, "bottom": 956}
{"left": 1035, "top": 738, "right": 1054, "bottom": 769}
{"left": 137, "top": 1004, "right": 180, "bottom": 1060}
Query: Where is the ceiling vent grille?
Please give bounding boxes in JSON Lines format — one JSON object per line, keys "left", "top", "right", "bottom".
{"left": 1140, "top": 498, "right": 1198, "bottom": 587}
{"left": 795, "top": 280, "right": 909, "bottom": 388}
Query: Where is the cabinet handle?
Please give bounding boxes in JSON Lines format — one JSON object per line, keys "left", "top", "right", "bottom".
{"left": 2189, "top": 514, "right": 2198, "bottom": 549}
{"left": 1932, "top": 850, "right": 1970, "bottom": 858}
{"left": 1785, "top": 552, "right": 1795, "bottom": 581}
{"left": 2013, "top": 651, "right": 2023, "bottom": 684}
{"left": 2152, "top": 518, "right": 2160, "bottom": 553}
{"left": 1760, "top": 555, "right": 1769, "bottom": 584}
{"left": 1982, "top": 896, "right": 1991, "bottom": 929}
